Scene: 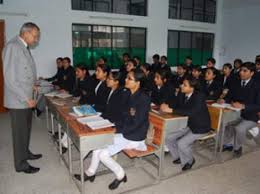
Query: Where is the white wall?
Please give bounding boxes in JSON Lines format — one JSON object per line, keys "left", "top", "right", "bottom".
{"left": 219, "top": 4, "right": 260, "bottom": 66}
{"left": 0, "top": 0, "right": 220, "bottom": 77}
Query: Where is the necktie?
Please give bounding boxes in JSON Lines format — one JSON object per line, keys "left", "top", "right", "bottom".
{"left": 184, "top": 96, "right": 189, "bottom": 104}
{"left": 242, "top": 81, "right": 246, "bottom": 87}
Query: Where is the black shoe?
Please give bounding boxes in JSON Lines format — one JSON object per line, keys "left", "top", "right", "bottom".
{"left": 36, "top": 108, "right": 42, "bottom": 117}
{"left": 28, "top": 153, "right": 42, "bottom": 160}
{"left": 62, "top": 147, "right": 67, "bottom": 154}
{"left": 222, "top": 145, "right": 234, "bottom": 152}
{"left": 182, "top": 159, "right": 195, "bottom": 171}
{"left": 16, "top": 165, "right": 40, "bottom": 174}
{"left": 108, "top": 175, "right": 127, "bottom": 190}
{"left": 53, "top": 132, "right": 64, "bottom": 140}
{"left": 173, "top": 158, "right": 181, "bottom": 164}
{"left": 233, "top": 147, "right": 242, "bottom": 158}
{"left": 74, "top": 173, "right": 95, "bottom": 182}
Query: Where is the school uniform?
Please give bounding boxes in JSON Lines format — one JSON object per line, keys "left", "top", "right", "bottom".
{"left": 72, "top": 76, "right": 95, "bottom": 105}
{"left": 151, "top": 62, "right": 161, "bottom": 73}
{"left": 160, "top": 63, "right": 172, "bottom": 74}
{"left": 201, "top": 79, "right": 222, "bottom": 101}
{"left": 253, "top": 70, "right": 260, "bottom": 81}
{"left": 60, "top": 66, "right": 76, "bottom": 94}
{"left": 151, "top": 83, "right": 174, "bottom": 105}
{"left": 172, "top": 74, "right": 186, "bottom": 89}
{"left": 102, "top": 87, "right": 130, "bottom": 128}
{"left": 89, "top": 80, "right": 111, "bottom": 112}
{"left": 231, "top": 68, "right": 240, "bottom": 79}
{"left": 166, "top": 92, "right": 211, "bottom": 167}
{"left": 224, "top": 78, "right": 260, "bottom": 151}
{"left": 142, "top": 72, "right": 155, "bottom": 95}
{"left": 85, "top": 89, "right": 151, "bottom": 180}
{"left": 46, "top": 67, "right": 64, "bottom": 85}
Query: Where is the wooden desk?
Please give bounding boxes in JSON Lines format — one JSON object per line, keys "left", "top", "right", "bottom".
{"left": 45, "top": 96, "right": 115, "bottom": 194}
{"left": 149, "top": 110, "right": 188, "bottom": 178}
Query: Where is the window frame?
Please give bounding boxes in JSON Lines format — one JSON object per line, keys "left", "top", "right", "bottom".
{"left": 72, "top": 23, "right": 147, "bottom": 69}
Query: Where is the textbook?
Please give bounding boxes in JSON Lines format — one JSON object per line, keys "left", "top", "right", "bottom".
{"left": 77, "top": 115, "right": 114, "bottom": 130}
{"left": 72, "top": 105, "right": 97, "bottom": 117}
{"left": 211, "top": 103, "right": 241, "bottom": 112}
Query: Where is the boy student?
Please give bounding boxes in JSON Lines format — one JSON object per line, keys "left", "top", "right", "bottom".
{"left": 151, "top": 54, "right": 161, "bottom": 73}
{"left": 184, "top": 56, "right": 194, "bottom": 73}
{"left": 59, "top": 57, "right": 76, "bottom": 94}
{"left": 160, "top": 55, "right": 172, "bottom": 73}
{"left": 219, "top": 62, "right": 260, "bottom": 157}
{"left": 161, "top": 76, "right": 211, "bottom": 171}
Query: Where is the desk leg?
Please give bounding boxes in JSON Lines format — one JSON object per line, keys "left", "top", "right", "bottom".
{"left": 46, "top": 106, "right": 49, "bottom": 129}
{"left": 219, "top": 122, "right": 225, "bottom": 162}
{"left": 80, "top": 151, "right": 85, "bottom": 194}
{"left": 58, "top": 124, "right": 62, "bottom": 155}
{"left": 51, "top": 113, "right": 54, "bottom": 135}
{"left": 68, "top": 136, "right": 72, "bottom": 175}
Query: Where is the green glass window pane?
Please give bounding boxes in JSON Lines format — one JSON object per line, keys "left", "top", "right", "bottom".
{"left": 73, "top": 47, "right": 93, "bottom": 68}
{"left": 130, "top": 48, "right": 145, "bottom": 64}
{"left": 167, "top": 48, "right": 178, "bottom": 66}
{"left": 111, "top": 48, "right": 129, "bottom": 69}
{"left": 92, "top": 47, "right": 112, "bottom": 66}
{"left": 192, "top": 49, "right": 203, "bottom": 66}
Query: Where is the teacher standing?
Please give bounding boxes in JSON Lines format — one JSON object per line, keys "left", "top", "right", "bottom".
{"left": 2, "top": 22, "right": 42, "bottom": 174}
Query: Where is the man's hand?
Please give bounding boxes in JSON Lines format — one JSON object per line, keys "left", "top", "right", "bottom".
{"left": 160, "top": 103, "right": 173, "bottom": 113}
{"left": 27, "top": 99, "right": 36, "bottom": 108}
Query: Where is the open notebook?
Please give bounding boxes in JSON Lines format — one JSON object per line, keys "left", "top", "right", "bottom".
{"left": 211, "top": 103, "right": 242, "bottom": 112}
{"left": 45, "top": 91, "right": 72, "bottom": 99}
{"left": 77, "top": 115, "right": 114, "bottom": 130}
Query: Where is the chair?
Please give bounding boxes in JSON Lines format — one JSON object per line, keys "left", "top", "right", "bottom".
{"left": 196, "top": 105, "right": 223, "bottom": 160}
{"left": 123, "top": 113, "right": 164, "bottom": 179}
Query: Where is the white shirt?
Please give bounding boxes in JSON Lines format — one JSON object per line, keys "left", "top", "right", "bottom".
{"left": 106, "top": 89, "right": 114, "bottom": 104}
{"left": 241, "top": 78, "right": 251, "bottom": 87}
{"left": 19, "top": 36, "right": 28, "bottom": 48}
{"left": 95, "top": 81, "right": 103, "bottom": 95}
{"left": 185, "top": 92, "right": 193, "bottom": 101}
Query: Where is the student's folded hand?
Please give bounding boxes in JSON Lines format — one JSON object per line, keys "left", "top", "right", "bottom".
{"left": 217, "top": 99, "right": 225, "bottom": 104}
{"left": 231, "top": 102, "right": 245, "bottom": 109}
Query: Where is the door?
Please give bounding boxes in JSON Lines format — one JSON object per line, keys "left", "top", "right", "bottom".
{"left": 0, "top": 20, "right": 7, "bottom": 112}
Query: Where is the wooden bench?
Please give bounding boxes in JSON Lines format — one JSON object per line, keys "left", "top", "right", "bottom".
{"left": 123, "top": 113, "right": 164, "bottom": 179}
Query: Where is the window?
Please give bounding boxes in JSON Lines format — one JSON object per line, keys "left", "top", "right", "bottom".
{"left": 167, "top": 30, "right": 214, "bottom": 66}
{"left": 169, "top": 0, "right": 216, "bottom": 23}
{"left": 72, "top": 24, "right": 146, "bottom": 69}
{"left": 71, "top": 0, "right": 147, "bottom": 16}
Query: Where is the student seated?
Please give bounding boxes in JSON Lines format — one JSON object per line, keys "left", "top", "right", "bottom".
{"left": 219, "top": 63, "right": 236, "bottom": 99}
{"left": 191, "top": 66, "right": 204, "bottom": 87}
{"left": 133, "top": 56, "right": 141, "bottom": 69}
{"left": 160, "top": 55, "right": 172, "bottom": 73}
{"left": 151, "top": 69, "right": 174, "bottom": 106}
{"left": 219, "top": 62, "right": 260, "bottom": 157}
{"left": 88, "top": 63, "right": 111, "bottom": 112}
{"left": 202, "top": 57, "right": 221, "bottom": 81}
{"left": 102, "top": 71, "right": 130, "bottom": 127}
{"left": 160, "top": 76, "right": 211, "bottom": 171}
{"left": 151, "top": 54, "right": 161, "bottom": 73}
{"left": 172, "top": 64, "right": 188, "bottom": 88}
{"left": 253, "top": 59, "right": 260, "bottom": 81}
{"left": 231, "top": 59, "right": 243, "bottom": 78}
{"left": 184, "top": 56, "right": 194, "bottom": 74}
{"left": 72, "top": 64, "right": 95, "bottom": 105}
{"left": 201, "top": 67, "right": 222, "bottom": 101}
{"left": 74, "top": 69, "right": 151, "bottom": 190}
{"left": 119, "top": 53, "right": 130, "bottom": 84}
{"left": 120, "top": 59, "right": 137, "bottom": 85}
{"left": 140, "top": 62, "right": 155, "bottom": 94}
{"left": 44, "top": 57, "right": 64, "bottom": 85}
{"left": 59, "top": 57, "right": 76, "bottom": 94}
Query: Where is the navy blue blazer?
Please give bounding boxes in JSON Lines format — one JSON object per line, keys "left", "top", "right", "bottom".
{"left": 171, "top": 92, "right": 211, "bottom": 134}
{"left": 118, "top": 89, "right": 151, "bottom": 141}
{"left": 224, "top": 78, "right": 260, "bottom": 122}
{"left": 201, "top": 79, "right": 222, "bottom": 101}
{"left": 60, "top": 66, "right": 76, "bottom": 94}
{"left": 102, "top": 87, "right": 130, "bottom": 129}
